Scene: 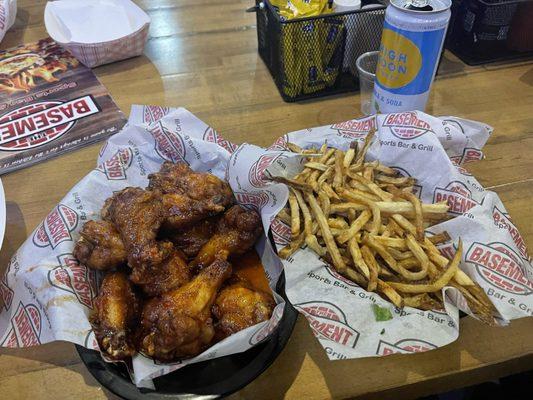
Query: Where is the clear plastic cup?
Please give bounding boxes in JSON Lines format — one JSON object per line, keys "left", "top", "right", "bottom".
{"left": 356, "top": 51, "right": 379, "bottom": 116}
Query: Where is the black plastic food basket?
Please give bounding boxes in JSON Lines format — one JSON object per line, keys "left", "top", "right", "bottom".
{"left": 253, "top": 0, "right": 386, "bottom": 102}
{"left": 446, "top": 0, "right": 533, "bottom": 65}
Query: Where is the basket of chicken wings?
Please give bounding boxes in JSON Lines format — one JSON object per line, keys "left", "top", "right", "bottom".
{"left": 0, "top": 106, "right": 294, "bottom": 396}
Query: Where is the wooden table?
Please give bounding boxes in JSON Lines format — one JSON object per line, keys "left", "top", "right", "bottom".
{"left": 1, "top": 1, "right": 532, "bottom": 399}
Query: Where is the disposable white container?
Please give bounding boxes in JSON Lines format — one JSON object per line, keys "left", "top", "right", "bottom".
{"left": 44, "top": 0, "right": 150, "bottom": 68}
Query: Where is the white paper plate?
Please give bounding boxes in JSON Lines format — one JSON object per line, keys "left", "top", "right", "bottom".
{"left": 0, "top": 177, "right": 5, "bottom": 250}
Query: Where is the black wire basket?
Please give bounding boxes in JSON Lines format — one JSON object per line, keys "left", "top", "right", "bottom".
{"left": 446, "top": 0, "right": 533, "bottom": 65}
{"left": 253, "top": 0, "right": 386, "bottom": 102}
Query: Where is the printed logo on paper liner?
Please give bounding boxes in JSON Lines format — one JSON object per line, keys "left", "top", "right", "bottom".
{"left": 433, "top": 181, "right": 478, "bottom": 215}
{"left": 234, "top": 190, "right": 269, "bottom": 211}
{"left": 324, "top": 265, "right": 358, "bottom": 288}
{"left": 84, "top": 330, "right": 99, "bottom": 350}
{"left": 32, "top": 204, "right": 79, "bottom": 249}
{"left": 142, "top": 105, "right": 171, "bottom": 124}
{"left": 150, "top": 121, "right": 187, "bottom": 164}
{"left": 271, "top": 217, "right": 290, "bottom": 246}
{"left": 248, "top": 153, "right": 285, "bottom": 188}
{"left": 382, "top": 112, "right": 433, "bottom": 140}
{"left": 376, "top": 338, "right": 437, "bottom": 356}
{"left": 249, "top": 304, "right": 284, "bottom": 345}
{"left": 0, "top": 302, "right": 42, "bottom": 347}
{"left": 96, "top": 148, "right": 133, "bottom": 180}
{"left": 0, "top": 96, "right": 99, "bottom": 151}
{"left": 0, "top": 258, "right": 15, "bottom": 310}
{"left": 268, "top": 135, "right": 289, "bottom": 151}
{"left": 466, "top": 242, "right": 532, "bottom": 295}
{"left": 492, "top": 206, "right": 530, "bottom": 261}
{"left": 450, "top": 147, "right": 483, "bottom": 166}
{"left": 203, "top": 127, "right": 237, "bottom": 153}
{"left": 331, "top": 116, "right": 376, "bottom": 139}
{"left": 294, "top": 301, "right": 359, "bottom": 348}
{"left": 48, "top": 254, "right": 99, "bottom": 309}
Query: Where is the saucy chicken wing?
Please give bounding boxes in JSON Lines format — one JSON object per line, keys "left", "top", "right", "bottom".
{"left": 73, "top": 220, "right": 127, "bottom": 270}
{"left": 90, "top": 271, "right": 140, "bottom": 360}
{"left": 191, "top": 205, "right": 262, "bottom": 269}
{"left": 130, "top": 249, "right": 191, "bottom": 297}
{"left": 162, "top": 216, "right": 219, "bottom": 259}
{"left": 102, "top": 187, "right": 172, "bottom": 269}
{"left": 148, "top": 162, "right": 234, "bottom": 229}
{"left": 213, "top": 281, "right": 275, "bottom": 339}
{"left": 138, "top": 259, "right": 232, "bottom": 361}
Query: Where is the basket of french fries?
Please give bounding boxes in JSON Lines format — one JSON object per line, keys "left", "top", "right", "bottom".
{"left": 227, "top": 111, "right": 533, "bottom": 359}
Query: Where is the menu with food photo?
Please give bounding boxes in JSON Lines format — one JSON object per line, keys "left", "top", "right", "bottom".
{"left": 0, "top": 38, "right": 126, "bottom": 174}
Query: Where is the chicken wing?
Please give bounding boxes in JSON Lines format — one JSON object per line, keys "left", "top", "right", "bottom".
{"left": 191, "top": 205, "right": 262, "bottom": 269}
{"left": 162, "top": 216, "right": 219, "bottom": 259}
{"left": 213, "top": 281, "right": 275, "bottom": 340}
{"left": 102, "top": 187, "right": 172, "bottom": 269}
{"left": 130, "top": 249, "right": 191, "bottom": 297}
{"left": 148, "top": 162, "right": 234, "bottom": 229}
{"left": 138, "top": 259, "right": 232, "bottom": 361}
{"left": 73, "top": 220, "right": 127, "bottom": 271}
{"left": 90, "top": 271, "right": 140, "bottom": 360}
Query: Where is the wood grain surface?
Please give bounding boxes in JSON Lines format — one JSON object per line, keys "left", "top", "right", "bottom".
{"left": 1, "top": 1, "right": 532, "bottom": 399}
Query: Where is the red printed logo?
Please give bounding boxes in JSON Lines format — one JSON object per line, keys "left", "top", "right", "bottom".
{"left": 295, "top": 301, "right": 359, "bottom": 348}
{"left": 48, "top": 254, "right": 99, "bottom": 309}
{"left": 466, "top": 242, "right": 533, "bottom": 295}
{"left": 0, "top": 269, "right": 14, "bottom": 312}
{"left": 150, "top": 121, "right": 186, "bottom": 163}
{"left": 376, "top": 338, "right": 437, "bottom": 355}
{"left": 234, "top": 191, "right": 269, "bottom": 211}
{"left": 382, "top": 112, "right": 433, "bottom": 140}
{"left": 0, "top": 302, "right": 42, "bottom": 347}
{"left": 96, "top": 148, "right": 133, "bottom": 180}
{"left": 203, "top": 127, "right": 237, "bottom": 153}
{"left": 33, "top": 204, "right": 79, "bottom": 249}
{"left": 450, "top": 147, "right": 483, "bottom": 166}
{"left": 142, "top": 105, "right": 171, "bottom": 124}
{"left": 433, "top": 181, "right": 477, "bottom": 215}
{"left": 249, "top": 304, "right": 283, "bottom": 345}
{"left": 248, "top": 153, "right": 284, "bottom": 188}
{"left": 271, "top": 217, "right": 290, "bottom": 246}
{"left": 0, "top": 96, "right": 99, "bottom": 151}
{"left": 268, "top": 135, "right": 289, "bottom": 151}
{"left": 492, "top": 206, "right": 530, "bottom": 261}
{"left": 84, "top": 330, "right": 100, "bottom": 350}
{"left": 331, "top": 116, "right": 376, "bottom": 139}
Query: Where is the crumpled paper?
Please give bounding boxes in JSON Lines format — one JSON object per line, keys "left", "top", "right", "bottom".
{"left": 0, "top": 105, "right": 285, "bottom": 387}
{"left": 226, "top": 111, "right": 532, "bottom": 360}
{"left": 0, "top": 0, "right": 16, "bottom": 44}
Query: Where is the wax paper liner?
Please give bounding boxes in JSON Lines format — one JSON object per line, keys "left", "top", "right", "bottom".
{"left": 0, "top": 105, "right": 285, "bottom": 387}
{"left": 227, "top": 111, "right": 532, "bottom": 360}
{"left": 0, "top": 0, "right": 16, "bottom": 44}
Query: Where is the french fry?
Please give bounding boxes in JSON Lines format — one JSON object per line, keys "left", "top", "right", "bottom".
{"left": 288, "top": 190, "right": 300, "bottom": 239}
{"left": 337, "top": 210, "right": 372, "bottom": 244}
{"left": 360, "top": 245, "right": 378, "bottom": 291}
{"left": 306, "top": 193, "right": 346, "bottom": 273}
{"left": 338, "top": 188, "right": 381, "bottom": 235}
{"left": 333, "top": 149, "right": 344, "bottom": 189}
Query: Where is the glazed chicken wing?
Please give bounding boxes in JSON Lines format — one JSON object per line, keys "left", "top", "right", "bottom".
{"left": 73, "top": 220, "right": 127, "bottom": 270}
{"left": 162, "top": 216, "right": 219, "bottom": 259}
{"left": 213, "top": 281, "right": 275, "bottom": 340}
{"left": 191, "top": 205, "right": 262, "bottom": 269}
{"left": 148, "top": 162, "right": 234, "bottom": 229}
{"left": 102, "top": 187, "right": 172, "bottom": 269}
{"left": 90, "top": 271, "right": 140, "bottom": 360}
{"left": 138, "top": 259, "right": 232, "bottom": 361}
{"left": 130, "top": 249, "right": 191, "bottom": 297}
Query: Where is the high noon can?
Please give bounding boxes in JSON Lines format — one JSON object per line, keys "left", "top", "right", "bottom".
{"left": 372, "top": 0, "right": 451, "bottom": 113}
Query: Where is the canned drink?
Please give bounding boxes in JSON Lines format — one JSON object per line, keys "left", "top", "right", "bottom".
{"left": 372, "top": 0, "right": 451, "bottom": 113}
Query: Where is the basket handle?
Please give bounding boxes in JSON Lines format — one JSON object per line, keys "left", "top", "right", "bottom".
{"left": 246, "top": 2, "right": 265, "bottom": 12}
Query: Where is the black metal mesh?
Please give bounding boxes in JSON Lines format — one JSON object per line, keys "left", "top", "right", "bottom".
{"left": 256, "top": 0, "right": 386, "bottom": 102}
{"left": 446, "top": 0, "right": 533, "bottom": 65}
